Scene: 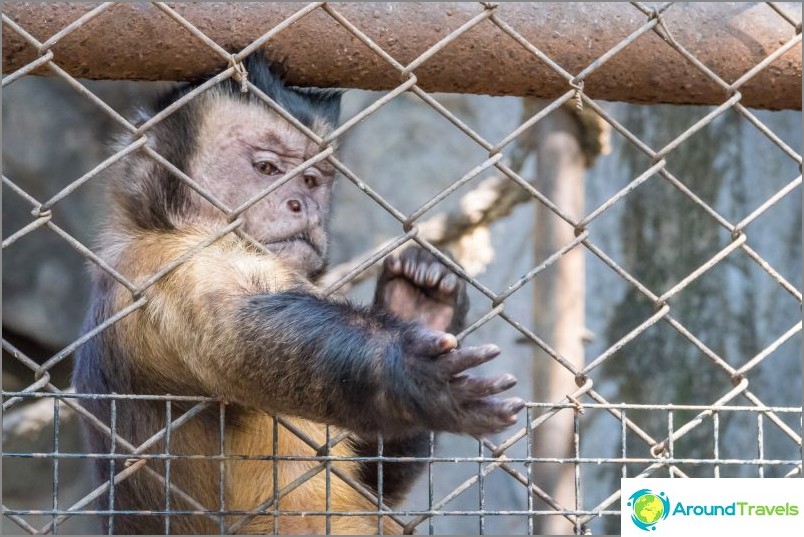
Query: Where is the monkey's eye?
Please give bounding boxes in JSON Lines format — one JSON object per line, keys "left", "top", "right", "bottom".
{"left": 303, "top": 174, "right": 320, "bottom": 188}
{"left": 254, "top": 161, "right": 281, "bottom": 176}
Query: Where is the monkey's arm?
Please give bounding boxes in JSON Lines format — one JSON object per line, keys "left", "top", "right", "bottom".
{"left": 120, "top": 232, "right": 522, "bottom": 439}
{"left": 230, "top": 290, "right": 519, "bottom": 438}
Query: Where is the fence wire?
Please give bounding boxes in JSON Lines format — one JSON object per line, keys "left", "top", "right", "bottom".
{"left": 2, "top": 2, "right": 802, "bottom": 535}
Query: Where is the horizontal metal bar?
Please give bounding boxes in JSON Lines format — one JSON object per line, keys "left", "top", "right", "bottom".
{"left": 7, "top": 452, "right": 799, "bottom": 466}
{"left": 6, "top": 391, "right": 799, "bottom": 413}
{"left": 4, "top": 508, "right": 621, "bottom": 517}
{"left": 3, "top": 3, "right": 800, "bottom": 109}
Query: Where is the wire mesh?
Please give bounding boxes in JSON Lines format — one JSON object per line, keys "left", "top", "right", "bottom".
{"left": 2, "top": 1, "right": 802, "bottom": 535}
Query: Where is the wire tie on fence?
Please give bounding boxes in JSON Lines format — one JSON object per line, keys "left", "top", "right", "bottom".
{"left": 566, "top": 394, "right": 584, "bottom": 414}
{"left": 569, "top": 80, "right": 584, "bottom": 112}
{"left": 30, "top": 207, "right": 52, "bottom": 219}
{"left": 29, "top": 371, "right": 51, "bottom": 387}
{"left": 37, "top": 41, "right": 52, "bottom": 57}
{"left": 226, "top": 211, "right": 241, "bottom": 224}
{"left": 401, "top": 219, "right": 419, "bottom": 234}
{"left": 398, "top": 66, "right": 419, "bottom": 86}
{"left": 649, "top": 442, "right": 668, "bottom": 459}
{"left": 229, "top": 56, "right": 249, "bottom": 93}
{"left": 33, "top": 365, "right": 49, "bottom": 381}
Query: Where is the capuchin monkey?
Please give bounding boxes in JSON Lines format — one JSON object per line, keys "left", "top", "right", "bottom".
{"left": 72, "top": 52, "right": 524, "bottom": 535}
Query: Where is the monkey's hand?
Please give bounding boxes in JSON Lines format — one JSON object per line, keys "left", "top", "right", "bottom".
{"left": 392, "top": 327, "right": 525, "bottom": 437}
{"left": 375, "top": 246, "right": 468, "bottom": 334}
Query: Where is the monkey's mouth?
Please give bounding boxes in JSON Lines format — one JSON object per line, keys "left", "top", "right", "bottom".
{"left": 266, "top": 232, "right": 323, "bottom": 258}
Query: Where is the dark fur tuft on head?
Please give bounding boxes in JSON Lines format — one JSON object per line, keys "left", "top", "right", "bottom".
{"left": 232, "top": 52, "right": 342, "bottom": 129}
{"left": 157, "top": 50, "right": 342, "bottom": 129}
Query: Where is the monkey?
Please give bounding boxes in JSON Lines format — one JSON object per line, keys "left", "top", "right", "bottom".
{"left": 72, "top": 51, "right": 524, "bottom": 535}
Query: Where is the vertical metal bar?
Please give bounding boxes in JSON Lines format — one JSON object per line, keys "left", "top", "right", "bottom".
{"left": 667, "top": 410, "right": 674, "bottom": 478}
{"left": 325, "top": 425, "right": 332, "bottom": 535}
{"left": 52, "top": 396, "right": 60, "bottom": 535}
{"left": 377, "top": 433, "right": 384, "bottom": 535}
{"left": 757, "top": 413, "right": 765, "bottom": 477}
{"left": 164, "top": 401, "right": 172, "bottom": 535}
{"left": 272, "top": 415, "right": 279, "bottom": 535}
{"left": 573, "top": 410, "right": 581, "bottom": 535}
{"left": 477, "top": 438, "right": 485, "bottom": 535}
{"left": 428, "top": 431, "right": 435, "bottom": 535}
{"left": 620, "top": 410, "right": 627, "bottom": 479}
{"left": 526, "top": 406, "right": 533, "bottom": 535}
{"left": 800, "top": 411, "right": 803, "bottom": 480}
{"left": 218, "top": 402, "right": 225, "bottom": 535}
{"left": 712, "top": 412, "right": 720, "bottom": 478}
{"left": 108, "top": 399, "right": 117, "bottom": 535}
{"left": 665, "top": 409, "right": 673, "bottom": 477}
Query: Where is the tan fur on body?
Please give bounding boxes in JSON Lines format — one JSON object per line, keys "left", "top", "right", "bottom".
{"left": 104, "top": 228, "right": 400, "bottom": 534}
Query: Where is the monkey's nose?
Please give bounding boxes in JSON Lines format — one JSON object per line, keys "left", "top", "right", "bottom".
{"left": 287, "top": 199, "right": 303, "bottom": 214}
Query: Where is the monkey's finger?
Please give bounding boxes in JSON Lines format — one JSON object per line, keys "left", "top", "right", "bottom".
{"left": 414, "top": 263, "right": 430, "bottom": 287}
{"left": 383, "top": 254, "right": 403, "bottom": 275}
{"left": 412, "top": 329, "right": 458, "bottom": 356}
{"left": 424, "top": 263, "right": 446, "bottom": 287}
{"left": 400, "top": 247, "right": 423, "bottom": 278}
{"left": 481, "top": 396, "right": 526, "bottom": 423}
{"left": 496, "top": 397, "right": 526, "bottom": 422}
{"left": 459, "top": 397, "right": 526, "bottom": 436}
{"left": 439, "top": 273, "right": 459, "bottom": 294}
{"left": 441, "top": 344, "right": 500, "bottom": 374}
{"left": 490, "top": 397, "right": 526, "bottom": 428}
{"left": 451, "top": 373, "right": 517, "bottom": 399}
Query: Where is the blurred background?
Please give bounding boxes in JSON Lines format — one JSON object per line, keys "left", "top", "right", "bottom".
{"left": 3, "top": 72, "right": 801, "bottom": 534}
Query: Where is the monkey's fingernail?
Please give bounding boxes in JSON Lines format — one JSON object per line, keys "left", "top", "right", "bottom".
{"left": 440, "top": 274, "right": 457, "bottom": 292}
{"left": 385, "top": 256, "right": 402, "bottom": 273}
{"left": 506, "top": 398, "right": 526, "bottom": 415}
{"left": 415, "top": 266, "right": 429, "bottom": 284}
{"left": 496, "top": 374, "right": 517, "bottom": 391}
{"left": 437, "top": 333, "right": 458, "bottom": 352}
{"left": 425, "top": 266, "right": 441, "bottom": 286}
{"left": 481, "top": 344, "right": 501, "bottom": 358}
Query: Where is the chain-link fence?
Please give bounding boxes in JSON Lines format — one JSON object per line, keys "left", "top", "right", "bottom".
{"left": 2, "top": 2, "right": 802, "bottom": 535}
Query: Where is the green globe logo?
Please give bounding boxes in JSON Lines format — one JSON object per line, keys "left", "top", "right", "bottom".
{"left": 634, "top": 494, "right": 664, "bottom": 524}
{"left": 627, "top": 489, "right": 670, "bottom": 531}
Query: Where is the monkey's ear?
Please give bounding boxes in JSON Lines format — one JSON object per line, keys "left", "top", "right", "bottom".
{"left": 242, "top": 50, "right": 343, "bottom": 128}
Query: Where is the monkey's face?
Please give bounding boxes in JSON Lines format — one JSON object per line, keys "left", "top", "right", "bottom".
{"left": 190, "top": 97, "right": 335, "bottom": 277}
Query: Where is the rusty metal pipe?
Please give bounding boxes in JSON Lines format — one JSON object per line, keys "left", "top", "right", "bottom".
{"left": 2, "top": 2, "right": 801, "bottom": 110}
